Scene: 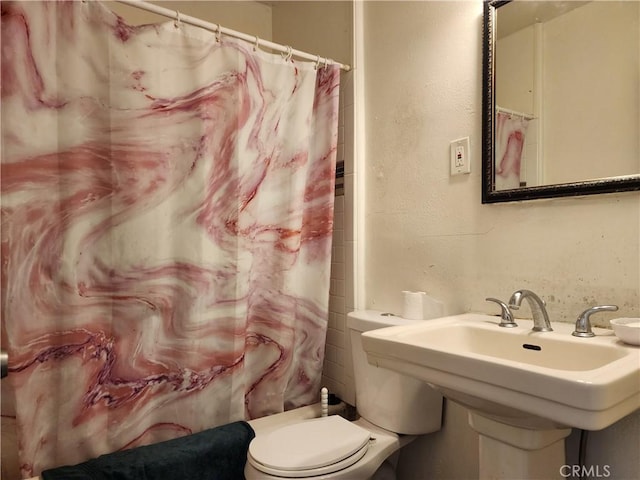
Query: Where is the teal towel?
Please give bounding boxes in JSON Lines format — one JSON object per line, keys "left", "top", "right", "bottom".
{"left": 41, "top": 421, "right": 255, "bottom": 480}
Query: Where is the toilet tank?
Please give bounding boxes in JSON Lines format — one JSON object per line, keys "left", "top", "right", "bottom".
{"left": 347, "top": 310, "right": 443, "bottom": 435}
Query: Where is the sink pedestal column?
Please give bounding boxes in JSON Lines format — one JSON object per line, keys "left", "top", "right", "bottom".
{"left": 469, "top": 412, "right": 571, "bottom": 480}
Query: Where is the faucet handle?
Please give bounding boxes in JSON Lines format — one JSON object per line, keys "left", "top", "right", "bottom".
{"left": 572, "top": 305, "right": 619, "bottom": 337}
{"left": 486, "top": 298, "right": 518, "bottom": 328}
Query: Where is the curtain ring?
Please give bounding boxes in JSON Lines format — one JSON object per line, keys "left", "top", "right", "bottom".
{"left": 174, "top": 10, "right": 181, "bottom": 28}
{"left": 323, "top": 57, "right": 329, "bottom": 69}
{"left": 314, "top": 55, "right": 321, "bottom": 70}
{"left": 281, "top": 46, "right": 291, "bottom": 61}
{"left": 215, "top": 24, "right": 222, "bottom": 42}
{"left": 286, "top": 46, "right": 293, "bottom": 62}
{"left": 254, "top": 36, "right": 260, "bottom": 51}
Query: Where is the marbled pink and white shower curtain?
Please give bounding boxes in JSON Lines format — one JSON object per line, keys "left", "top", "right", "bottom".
{"left": 1, "top": 1, "right": 339, "bottom": 477}
{"left": 495, "top": 111, "right": 529, "bottom": 190}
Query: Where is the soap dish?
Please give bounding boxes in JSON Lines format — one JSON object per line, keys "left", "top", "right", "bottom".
{"left": 610, "top": 318, "right": 640, "bottom": 345}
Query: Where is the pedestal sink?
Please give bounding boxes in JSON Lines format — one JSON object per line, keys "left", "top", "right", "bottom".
{"left": 360, "top": 312, "right": 640, "bottom": 480}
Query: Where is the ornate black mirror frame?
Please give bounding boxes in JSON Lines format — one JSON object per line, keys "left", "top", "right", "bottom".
{"left": 481, "top": 0, "right": 640, "bottom": 204}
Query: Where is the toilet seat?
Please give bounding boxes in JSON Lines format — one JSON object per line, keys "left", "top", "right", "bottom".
{"left": 248, "top": 415, "right": 372, "bottom": 478}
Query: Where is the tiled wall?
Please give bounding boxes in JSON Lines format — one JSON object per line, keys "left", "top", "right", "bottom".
{"left": 323, "top": 193, "right": 345, "bottom": 397}
{"left": 321, "top": 70, "right": 355, "bottom": 406}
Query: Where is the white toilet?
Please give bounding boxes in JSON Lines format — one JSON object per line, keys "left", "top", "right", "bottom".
{"left": 244, "top": 310, "right": 444, "bottom": 479}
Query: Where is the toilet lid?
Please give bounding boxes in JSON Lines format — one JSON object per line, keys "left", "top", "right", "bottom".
{"left": 248, "top": 415, "right": 371, "bottom": 477}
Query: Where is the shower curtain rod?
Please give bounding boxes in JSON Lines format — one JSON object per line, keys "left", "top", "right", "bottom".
{"left": 496, "top": 105, "right": 535, "bottom": 120}
{"left": 116, "top": 0, "right": 351, "bottom": 72}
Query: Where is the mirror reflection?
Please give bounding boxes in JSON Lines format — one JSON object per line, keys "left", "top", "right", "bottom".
{"left": 486, "top": 0, "right": 640, "bottom": 197}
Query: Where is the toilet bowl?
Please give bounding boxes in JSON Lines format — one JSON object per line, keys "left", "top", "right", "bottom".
{"left": 244, "top": 310, "right": 444, "bottom": 480}
{"left": 245, "top": 406, "right": 411, "bottom": 479}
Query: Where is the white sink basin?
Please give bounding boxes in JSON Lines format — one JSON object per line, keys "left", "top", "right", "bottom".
{"left": 361, "top": 313, "right": 640, "bottom": 430}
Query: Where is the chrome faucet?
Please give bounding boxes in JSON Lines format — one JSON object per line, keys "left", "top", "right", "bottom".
{"left": 572, "top": 305, "right": 619, "bottom": 337}
{"left": 485, "top": 298, "right": 518, "bottom": 327}
{"left": 508, "top": 289, "right": 553, "bottom": 332}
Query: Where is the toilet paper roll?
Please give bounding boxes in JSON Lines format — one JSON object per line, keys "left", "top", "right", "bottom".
{"left": 402, "top": 291, "right": 445, "bottom": 320}
{"left": 402, "top": 291, "right": 426, "bottom": 320}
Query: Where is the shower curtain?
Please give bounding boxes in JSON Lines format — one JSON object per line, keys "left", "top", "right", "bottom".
{"left": 495, "top": 111, "right": 529, "bottom": 190}
{"left": 1, "top": 1, "right": 339, "bottom": 477}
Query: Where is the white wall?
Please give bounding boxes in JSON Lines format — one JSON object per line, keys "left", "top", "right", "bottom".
{"left": 362, "top": 1, "right": 639, "bottom": 329}
{"left": 360, "top": 1, "right": 639, "bottom": 479}
{"left": 543, "top": 1, "right": 639, "bottom": 184}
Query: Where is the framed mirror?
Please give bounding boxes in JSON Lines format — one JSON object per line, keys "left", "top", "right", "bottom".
{"left": 482, "top": 0, "right": 640, "bottom": 203}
